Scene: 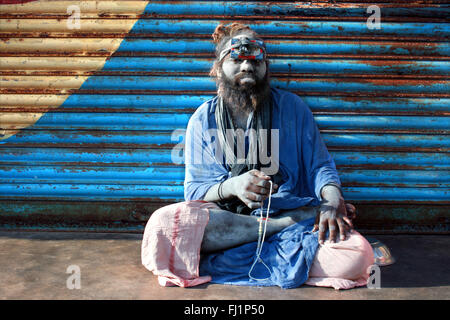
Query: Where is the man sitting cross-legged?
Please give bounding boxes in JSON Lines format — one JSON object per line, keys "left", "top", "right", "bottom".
{"left": 142, "top": 23, "right": 374, "bottom": 290}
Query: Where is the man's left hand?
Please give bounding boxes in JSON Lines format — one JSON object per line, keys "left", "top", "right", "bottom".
{"left": 312, "top": 185, "right": 354, "bottom": 244}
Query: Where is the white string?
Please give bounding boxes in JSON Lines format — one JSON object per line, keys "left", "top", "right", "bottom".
{"left": 248, "top": 180, "right": 273, "bottom": 282}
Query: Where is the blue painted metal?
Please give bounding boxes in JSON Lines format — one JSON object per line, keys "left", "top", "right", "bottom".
{"left": 0, "top": 184, "right": 185, "bottom": 200}
{"left": 55, "top": 94, "right": 212, "bottom": 110}
{"left": 0, "top": 166, "right": 185, "bottom": 183}
{"left": 3, "top": 131, "right": 448, "bottom": 150}
{"left": 142, "top": 1, "right": 449, "bottom": 21}
{"left": 1, "top": 167, "right": 448, "bottom": 189}
{"left": 5, "top": 113, "right": 448, "bottom": 131}
{"left": 268, "top": 59, "right": 449, "bottom": 75}
{"left": 129, "top": 20, "right": 449, "bottom": 38}
{"left": 45, "top": 94, "right": 449, "bottom": 113}
{"left": 116, "top": 38, "right": 450, "bottom": 57}
{"left": 1, "top": 149, "right": 449, "bottom": 168}
{"left": 102, "top": 57, "right": 449, "bottom": 75}
{"left": 76, "top": 76, "right": 448, "bottom": 94}
{"left": 0, "top": 184, "right": 448, "bottom": 203}
{"left": 0, "top": 1, "right": 449, "bottom": 232}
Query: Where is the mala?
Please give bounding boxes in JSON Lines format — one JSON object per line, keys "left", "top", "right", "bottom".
{"left": 248, "top": 180, "right": 273, "bottom": 281}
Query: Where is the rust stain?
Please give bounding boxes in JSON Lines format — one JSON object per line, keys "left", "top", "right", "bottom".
{"left": 336, "top": 164, "right": 444, "bottom": 171}
{"left": 1, "top": 88, "right": 449, "bottom": 99}
{"left": 0, "top": 106, "right": 196, "bottom": 113}
{"left": 327, "top": 146, "right": 448, "bottom": 153}
{"left": 1, "top": 0, "right": 448, "bottom": 234}
{"left": 3, "top": 70, "right": 445, "bottom": 80}
{"left": 1, "top": 31, "right": 447, "bottom": 42}
{"left": 344, "top": 182, "right": 444, "bottom": 188}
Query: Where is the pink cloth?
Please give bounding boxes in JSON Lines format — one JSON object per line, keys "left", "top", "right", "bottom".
{"left": 141, "top": 200, "right": 219, "bottom": 287}
{"left": 305, "top": 230, "right": 375, "bottom": 290}
{"left": 142, "top": 201, "right": 375, "bottom": 290}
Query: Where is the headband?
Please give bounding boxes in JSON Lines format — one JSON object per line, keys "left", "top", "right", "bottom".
{"left": 218, "top": 37, "right": 266, "bottom": 61}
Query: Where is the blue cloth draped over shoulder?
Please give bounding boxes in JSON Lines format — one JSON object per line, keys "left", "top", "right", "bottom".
{"left": 199, "top": 217, "right": 319, "bottom": 288}
{"left": 184, "top": 88, "right": 341, "bottom": 213}
{"left": 183, "top": 88, "right": 340, "bottom": 288}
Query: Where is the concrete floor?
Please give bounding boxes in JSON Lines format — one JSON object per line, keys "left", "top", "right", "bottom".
{"left": 0, "top": 231, "right": 448, "bottom": 300}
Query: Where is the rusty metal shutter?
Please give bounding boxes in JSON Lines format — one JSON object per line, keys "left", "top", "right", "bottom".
{"left": 0, "top": 1, "right": 449, "bottom": 233}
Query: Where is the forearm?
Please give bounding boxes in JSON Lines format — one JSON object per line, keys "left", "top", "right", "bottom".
{"left": 321, "top": 182, "right": 342, "bottom": 197}
{"left": 202, "top": 177, "right": 236, "bottom": 202}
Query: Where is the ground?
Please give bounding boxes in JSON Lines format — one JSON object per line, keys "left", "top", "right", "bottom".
{"left": 0, "top": 231, "right": 448, "bottom": 300}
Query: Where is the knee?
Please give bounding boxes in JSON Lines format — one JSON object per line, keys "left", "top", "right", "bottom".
{"left": 149, "top": 200, "right": 213, "bottom": 223}
{"left": 310, "top": 231, "right": 375, "bottom": 280}
{"left": 147, "top": 202, "right": 180, "bottom": 226}
{"left": 143, "top": 200, "right": 212, "bottom": 244}
{"left": 345, "top": 233, "right": 375, "bottom": 279}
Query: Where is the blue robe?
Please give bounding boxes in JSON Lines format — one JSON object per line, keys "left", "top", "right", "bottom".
{"left": 184, "top": 88, "right": 340, "bottom": 288}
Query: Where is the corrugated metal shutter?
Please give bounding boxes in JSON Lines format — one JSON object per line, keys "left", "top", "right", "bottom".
{"left": 1, "top": 1, "right": 449, "bottom": 233}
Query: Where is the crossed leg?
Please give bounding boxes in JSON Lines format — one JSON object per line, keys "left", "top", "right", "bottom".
{"left": 142, "top": 200, "right": 373, "bottom": 289}
{"left": 200, "top": 206, "right": 317, "bottom": 253}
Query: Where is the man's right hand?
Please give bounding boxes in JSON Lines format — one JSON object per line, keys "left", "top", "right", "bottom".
{"left": 230, "top": 169, "right": 278, "bottom": 209}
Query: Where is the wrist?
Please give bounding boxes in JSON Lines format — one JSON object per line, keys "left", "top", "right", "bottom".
{"left": 320, "top": 185, "right": 342, "bottom": 207}
{"left": 221, "top": 177, "right": 237, "bottom": 199}
{"left": 217, "top": 180, "right": 225, "bottom": 201}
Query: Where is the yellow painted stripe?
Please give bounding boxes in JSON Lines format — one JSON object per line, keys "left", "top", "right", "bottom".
{"left": 0, "top": 1, "right": 150, "bottom": 15}
{"left": 0, "top": 19, "right": 140, "bottom": 32}
{"left": 0, "top": 95, "right": 69, "bottom": 106}
{"left": 0, "top": 113, "right": 47, "bottom": 136}
{"left": 0, "top": 1, "right": 149, "bottom": 141}
{"left": 0, "top": 57, "right": 107, "bottom": 70}
{"left": 1, "top": 76, "right": 88, "bottom": 89}
{"left": 0, "top": 38, "right": 123, "bottom": 54}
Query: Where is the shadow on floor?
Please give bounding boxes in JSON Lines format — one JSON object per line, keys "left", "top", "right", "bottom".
{"left": 363, "top": 235, "right": 450, "bottom": 288}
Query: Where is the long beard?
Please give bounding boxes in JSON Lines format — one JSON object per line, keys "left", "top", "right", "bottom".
{"left": 217, "top": 70, "right": 270, "bottom": 114}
